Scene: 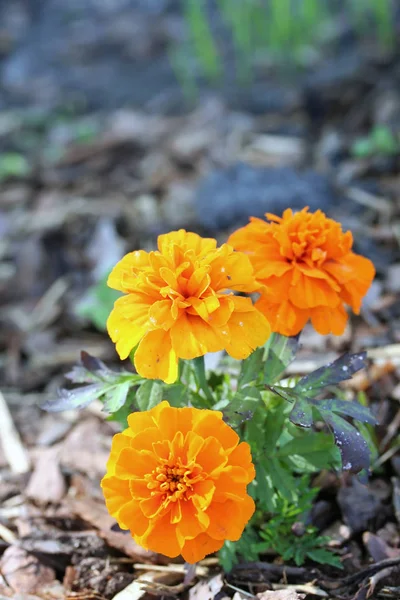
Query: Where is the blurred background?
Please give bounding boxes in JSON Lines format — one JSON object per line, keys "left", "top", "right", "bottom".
{"left": 0, "top": 1, "right": 400, "bottom": 595}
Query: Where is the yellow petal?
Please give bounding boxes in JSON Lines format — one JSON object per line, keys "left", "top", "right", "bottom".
{"left": 108, "top": 250, "right": 150, "bottom": 292}
{"left": 224, "top": 309, "right": 271, "bottom": 360}
{"left": 170, "top": 313, "right": 225, "bottom": 359}
{"left": 106, "top": 303, "right": 149, "bottom": 360}
{"left": 134, "top": 330, "right": 178, "bottom": 383}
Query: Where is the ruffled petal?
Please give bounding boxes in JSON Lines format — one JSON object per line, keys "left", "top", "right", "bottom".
{"left": 290, "top": 271, "right": 340, "bottom": 309}
{"left": 108, "top": 250, "right": 150, "bottom": 292}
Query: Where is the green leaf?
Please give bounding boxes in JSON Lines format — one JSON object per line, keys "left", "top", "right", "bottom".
{"left": 254, "top": 462, "right": 278, "bottom": 512}
{"left": 223, "top": 387, "right": 262, "bottom": 427}
{"left": 103, "top": 380, "right": 131, "bottom": 413}
{"left": 41, "top": 383, "right": 105, "bottom": 411}
{"left": 42, "top": 351, "right": 140, "bottom": 413}
{"left": 267, "top": 457, "right": 298, "bottom": 502}
{"left": 136, "top": 380, "right": 163, "bottom": 411}
{"left": 238, "top": 347, "right": 264, "bottom": 388}
{"left": 279, "top": 432, "right": 341, "bottom": 472}
{"left": 218, "top": 541, "right": 238, "bottom": 573}
{"left": 162, "top": 383, "right": 187, "bottom": 407}
{"left": 76, "top": 273, "right": 121, "bottom": 331}
{"left": 316, "top": 409, "right": 371, "bottom": 473}
{"left": 0, "top": 152, "right": 31, "bottom": 180}
{"left": 263, "top": 333, "right": 299, "bottom": 383}
{"left": 295, "top": 352, "right": 367, "bottom": 398}
{"left": 307, "top": 548, "right": 343, "bottom": 569}
{"left": 289, "top": 396, "right": 313, "bottom": 428}
{"left": 262, "top": 396, "right": 288, "bottom": 454}
{"left": 352, "top": 137, "right": 374, "bottom": 158}
{"left": 316, "top": 398, "right": 377, "bottom": 425}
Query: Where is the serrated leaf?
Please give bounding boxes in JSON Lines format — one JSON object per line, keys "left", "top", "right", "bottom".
{"left": 65, "top": 351, "right": 136, "bottom": 385}
{"left": 41, "top": 383, "right": 104, "bottom": 412}
{"left": 254, "top": 462, "right": 278, "bottom": 512}
{"left": 317, "top": 398, "right": 377, "bottom": 425}
{"left": 295, "top": 352, "right": 367, "bottom": 397}
{"left": 136, "top": 380, "right": 163, "bottom": 411}
{"left": 103, "top": 380, "right": 131, "bottom": 413}
{"left": 317, "top": 409, "right": 370, "bottom": 473}
{"left": 237, "top": 347, "right": 264, "bottom": 388}
{"left": 307, "top": 548, "right": 343, "bottom": 569}
{"left": 223, "top": 387, "right": 262, "bottom": 426}
{"left": 262, "top": 398, "right": 288, "bottom": 454}
{"left": 266, "top": 456, "right": 297, "bottom": 502}
{"left": 289, "top": 396, "right": 313, "bottom": 428}
{"left": 263, "top": 333, "right": 300, "bottom": 383}
{"left": 278, "top": 432, "right": 341, "bottom": 472}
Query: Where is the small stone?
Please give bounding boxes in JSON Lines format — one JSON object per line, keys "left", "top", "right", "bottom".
{"left": 126, "top": 194, "right": 162, "bottom": 234}
{"left": 161, "top": 181, "right": 196, "bottom": 229}
{"left": 170, "top": 128, "right": 215, "bottom": 163}
{"left": 387, "top": 264, "right": 400, "bottom": 293}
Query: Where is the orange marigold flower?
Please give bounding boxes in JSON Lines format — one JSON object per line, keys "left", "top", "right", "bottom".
{"left": 228, "top": 207, "right": 375, "bottom": 337}
{"left": 101, "top": 401, "right": 255, "bottom": 563}
{"left": 106, "top": 230, "right": 270, "bottom": 383}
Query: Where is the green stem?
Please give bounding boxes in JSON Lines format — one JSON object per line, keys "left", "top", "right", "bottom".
{"left": 192, "top": 356, "right": 215, "bottom": 406}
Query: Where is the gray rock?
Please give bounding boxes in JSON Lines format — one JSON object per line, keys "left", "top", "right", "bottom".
{"left": 194, "top": 162, "right": 341, "bottom": 230}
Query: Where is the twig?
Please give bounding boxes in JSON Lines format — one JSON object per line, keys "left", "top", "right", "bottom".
{"left": 323, "top": 556, "right": 400, "bottom": 592}
{"left": 0, "top": 389, "right": 30, "bottom": 474}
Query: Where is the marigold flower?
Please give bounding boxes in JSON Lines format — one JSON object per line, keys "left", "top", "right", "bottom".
{"left": 101, "top": 401, "right": 255, "bottom": 563}
{"left": 228, "top": 207, "right": 375, "bottom": 337}
{"left": 107, "top": 230, "right": 270, "bottom": 383}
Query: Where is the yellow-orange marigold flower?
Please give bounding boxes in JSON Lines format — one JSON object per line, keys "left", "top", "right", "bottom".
{"left": 107, "top": 230, "right": 270, "bottom": 383}
{"left": 101, "top": 401, "right": 255, "bottom": 563}
{"left": 228, "top": 207, "right": 375, "bottom": 337}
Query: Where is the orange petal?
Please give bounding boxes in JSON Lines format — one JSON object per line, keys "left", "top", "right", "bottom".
{"left": 143, "top": 513, "right": 182, "bottom": 557}
{"left": 195, "top": 437, "right": 227, "bottom": 476}
{"left": 100, "top": 476, "right": 131, "bottom": 517}
{"left": 310, "top": 304, "right": 348, "bottom": 336}
{"left": 177, "top": 499, "right": 209, "bottom": 539}
{"left": 193, "top": 413, "right": 239, "bottom": 451}
{"left": 256, "top": 296, "right": 309, "bottom": 337}
{"left": 227, "top": 442, "right": 256, "bottom": 482}
{"left": 206, "top": 496, "right": 255, "bottom": 541}
{"left": 116, "top": 447, "right": 157, "bottom": 479}
{"left": 155, "top": 404, "right": 195, "bottom": 441}
{"left": 290, "top": 270, "right": 340, "bottom": 309}
{"left": 181, "top": 533, "right": 224, "bottom": 564}
{"left": 134, "top": 330, "right": 178, "bottom": 383}
{"left": 119, "top": 500, "right": 149, "bottom": 535}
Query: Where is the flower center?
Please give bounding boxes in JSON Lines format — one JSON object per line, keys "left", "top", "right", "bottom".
{"left": 145, "top": 460, "right": 203, "bottom": 504}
